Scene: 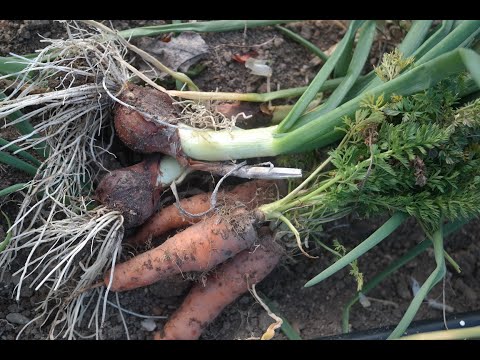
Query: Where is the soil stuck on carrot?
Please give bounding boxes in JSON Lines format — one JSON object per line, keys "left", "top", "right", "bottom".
{"left": 154, "top": 233, "right": 283, "bottom": 340}
{"left": 104, "top": 207, "right": 259, "bottom": 292}
{"left": 127, "top": 179, "right": 279, "bottom": 246}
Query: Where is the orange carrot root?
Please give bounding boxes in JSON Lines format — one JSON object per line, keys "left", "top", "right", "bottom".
{"left": 154, "top": 237, "right": 282, "bottom": 340}
{"left": 104, "top": 208, "right": 258, "bottom": 292}
{"left": 127, "top": 179, "right": 278, "bottom": 246}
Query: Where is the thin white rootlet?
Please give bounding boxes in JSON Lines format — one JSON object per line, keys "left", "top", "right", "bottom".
{"left": 0, "top": 21, "right": 136, "bottom": 339}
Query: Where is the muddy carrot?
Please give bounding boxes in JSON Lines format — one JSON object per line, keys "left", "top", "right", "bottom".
{"left": 127, "top": 179, "right": 278, "bottom": 246}
{"left": 104, "top": 208, "right": 260, "bottom": 292}
{"left": 154, "top": 238, "right": 282, "bottom": 340}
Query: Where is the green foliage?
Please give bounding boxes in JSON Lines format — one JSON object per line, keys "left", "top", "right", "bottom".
{"left": 341, "top": 218, "right": 470, "bottom": 333}
{"left": 0, "top": 183, "right": 27, "bottom": 198}
{"left": 333, "top": 239, "right": 364, "bottom": 291}
{"left": 278, "top": 73, "right": 480, "bottom": 236}
{"left": 374, "top": 48, "right": 415, "bottom": 82}
{"left": 330, "top": 75, "right": 480, "bottom": 233}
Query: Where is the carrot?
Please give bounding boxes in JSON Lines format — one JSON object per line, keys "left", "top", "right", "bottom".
{"left": 154, "top": 236, "right": 282, "bottom": 340}
{"left": 104, "top": 208, "right": 259, "bottom": 292}
{"left": 94, "top": 154, "right": 164, "bottom": 228}
{"left": 127, "top": 179, "right": 278, "bottom": 246}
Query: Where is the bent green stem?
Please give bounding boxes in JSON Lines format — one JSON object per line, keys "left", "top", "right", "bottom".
{"left": 387, "top": 225, "right": 446, "bottom": 339}
{"left": 275, "top": 25, "right": 329, "bottom": 62}
{"left": 341, "top": 218, "right": 469, "bottom": 333}
{"left": 276, "top": 20, "right": 365, "bottom": 133}
{"left": 118, "top": 20, "right": 297, "bottom": 39}
{"left": 304, "top": 212, "right": 409, "bottom": 288}
{"left": 0, "top": 151, "right": 38, "bottom": 176}
{"left": 0, "top": 183, "right": 27, "bottom": 198}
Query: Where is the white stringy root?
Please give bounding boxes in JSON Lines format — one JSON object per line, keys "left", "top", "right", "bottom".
{"left": 8, "top": 207, "right": 124, "bottom": 339}
{"left": 173, "top": 99, "right": 250, "bottom": 131}
{"left": 0, "top": 21, "right": 137, "bottom": 338}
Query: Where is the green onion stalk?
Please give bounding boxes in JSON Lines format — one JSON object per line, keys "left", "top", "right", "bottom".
{"left": 177, "top": 47, "right": 480, "bottom": 161}
{"left": 156, "top": 20, "right": 480, "bottom": 163}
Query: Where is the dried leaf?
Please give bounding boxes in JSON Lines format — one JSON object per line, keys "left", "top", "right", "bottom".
{"left": 135, "top": 32, "right": 209, "bottom": 77}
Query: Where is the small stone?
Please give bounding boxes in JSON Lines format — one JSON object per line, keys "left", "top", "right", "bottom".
{"left": 43, "top": 31, "right": 51, "bottom": 38}
{"left": 223, "top": 50, "right": 233, "bottom": 62}
{"left": 6, "top": 312, "right": 30, "bottom": 325}
{"left": 273, "top": 37, "right": 284, "bottom": 47}
{"left": 140, "top": 318, "right": 157, "bottom": 332}
{"left": 257, "top": 83, "right": 268, "bottom": 93}
{"left": 22, "top": 31, "right": 31, "bottom": 40}
{"left": 245, "top": 84, "right": 257, "bottom": 93}
{"left": 151, "top": 306, "right": 166, "bottom": 316}
{"left": 396, "top": 277, "right": 412, "bottom": 300}
{"left": 300, "top": 26, "right": 313, "bottom": 40}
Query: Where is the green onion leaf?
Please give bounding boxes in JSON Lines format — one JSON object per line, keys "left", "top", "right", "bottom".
{"left": 276, "top": 20, "right": 365, "bottom": 134}
{"left": 0, "top": 151, "right": 38, "bottom": 176}
{"left": 118, "top": 20, "right": 298, "bottom": 39}
{"left": 341, "top": 218, "right": 470, "bottom": 333}
{"left": 304, "top": 212, "right": 408, "bottom": 288}
{"left": 275, "top": 25, "right": 328, "bottom": 62}
{"left": 387, "top": 226, "right": 446, "bottom": 339}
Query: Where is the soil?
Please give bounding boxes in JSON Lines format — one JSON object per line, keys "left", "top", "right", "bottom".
{"left": 0, "top": 20, "right": 479, "bottom": 341}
